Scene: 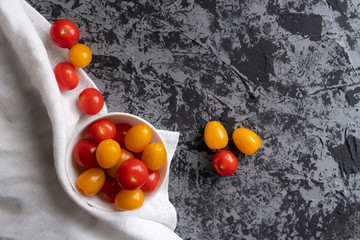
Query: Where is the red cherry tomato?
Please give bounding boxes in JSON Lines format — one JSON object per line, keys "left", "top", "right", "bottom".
{"left": 117, "top": 159, "right": 148, "bottom": 190}
{"left": 141, "top": 170, "right": 160, "bottom": 193}
{"left": 78, "top": 88, "right": 104, "bottom": 115}
{"left": 212, "top": 150, "right": 238, "bottom": 176}
{"left": 50, "top": 19, "right": 79, "bottom": 48}
{"left": 53, "top": 62, "right": 79, "bottom": 91}
{"left": 101, "top": 178, "right": 121, "bottom": 203}
{"left": 114, "top": 123, "right": 132, "bottom": 148}
{"left": 72, "top": 138, "right": 99, "bottom": 169}
{"left": 88, "top": 119, "right": 117, "bottom": 144}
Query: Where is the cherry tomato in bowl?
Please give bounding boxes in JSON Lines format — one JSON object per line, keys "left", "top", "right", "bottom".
{"left": 115, "top": 189, "right": 144, "bottom": 211}
{"left": 50, "top": 19, "right": 79, "bottom": 48}
{"left": 101, "top": 178, "right": 121, "bottom": 203}
{"left": 141, "top": 170, "right": 160, "bottom": 193}
{"left": 117, "top": 159, "right": 148, "bottom": 190}
{"left": 114, "top": 123, "right": 132, "bottom": 147}
{"left": 88, "top": 119, "right": 117, "bottom": 144}
{"left": 72, "top": 138, "right": 99, "bottom": 169}
{"left": 65, "top": 112, "right": 168, "bottom": 212}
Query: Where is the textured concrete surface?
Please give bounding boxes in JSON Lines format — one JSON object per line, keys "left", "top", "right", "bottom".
{"left": 27, "top": 0, "right": 360, "bottom": 239}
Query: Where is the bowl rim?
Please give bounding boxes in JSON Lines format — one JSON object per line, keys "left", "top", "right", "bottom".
{"left": 65, "top": 112, "right": 169, "bottom": 212}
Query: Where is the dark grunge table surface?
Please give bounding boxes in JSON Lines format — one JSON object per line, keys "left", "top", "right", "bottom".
{"left": 27, "top": 0, "right": 360, "bottom": 239}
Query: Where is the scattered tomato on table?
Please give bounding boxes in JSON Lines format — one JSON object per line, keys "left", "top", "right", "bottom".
{"left": 53, "top": 62, "right": 79, "bottom": 91}
{"left": 204, "top": 120, "right": 261, "bottom": 176}
{"left": 204, "top": 121, "right": 228, "bottom": 150}
{"left": 69, "top": 44, "right": 92, "bottom": 68}
{"left": 232, "top": 128, "right": 261, "bottom": 155}
{"left": 50, "top": 19, "right": 79, "bottom": 48}
{"left": 78, "top": 88, "right": 104, "bottom": 115}
{"left": 212, "top": 150, "right": 238, "bottom": 176}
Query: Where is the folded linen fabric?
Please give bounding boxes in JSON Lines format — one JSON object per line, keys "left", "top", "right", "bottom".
{"left": 0, "top": 0, "right": 181, "bottom": 239}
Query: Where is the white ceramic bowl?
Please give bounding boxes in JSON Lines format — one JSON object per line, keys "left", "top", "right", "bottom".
{"left": 65, "top": 112, "right": 168, "bottom": 211}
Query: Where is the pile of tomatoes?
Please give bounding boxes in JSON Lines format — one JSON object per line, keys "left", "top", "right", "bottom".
{"left": 73, "top": 118, "right": 167, "bottom": 211}
{"left": 50, "top": 19, "right": 104, "bottom": 115}
{"left": 204, "top": 121, "right": 261, "bottom": 176}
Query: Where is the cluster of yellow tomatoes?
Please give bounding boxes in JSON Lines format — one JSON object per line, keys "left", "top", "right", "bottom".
{"left": 204, "top": 121, "right": 261, "bottom": 176}
{"left": 73, "top": 118, "right": 167, "bottom": 211}
{"left": 50, "top": 19, "right": 104, "bottom": 115}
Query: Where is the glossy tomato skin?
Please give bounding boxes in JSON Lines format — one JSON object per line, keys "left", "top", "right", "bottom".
{"left": 124, "top": 124, "right": 152, "bottom": 153}
{"left": 88, "top": 119, "right": 117, "bottom": 144}
{"left": 117, "top": 159, "right": 148, "bottom": 190}
{"left": 212, "top": 150, "right": 238, "bottom": 176}
{"left": 107, "top": 148, "right": 135, "bottom": 178}
{"left": 78, "top": 88, "right": 104, "bottom": 115}
{"left": 101, "top": 178, "right": 121, "bottom": 203}
{"left": 50, "top": 19, "right": 79, "bottom": 48}
{"left": 53, "top": 62, "right": 79, "bottom": 91}
{"left": 69, "top": 44, "right": 92, "bottom": 68}
{"left": 141, "top": 143, "right": 166, "bottom": 170}
{"left": 76, "top": 168, "right": 105, "bottom": 196}
{"left": 141, "top": 170, "right": 160, "bottom": 193}
{"left": 204, "top": 121, "right": 228, "bottom": 150}
{"left": 115, "top": 189, "right": 144, "bottom": 211}
{"left": 114, "top": 123, "right": 132, "bottom": 148}
{"left": 72, "top": 138, "right": 99, "bottom": 169}
{"left": 232, "top": 128, "right": 261, "bottom": 155}
{"left": 96, "top": 139, "right": 121, "bottom": 169}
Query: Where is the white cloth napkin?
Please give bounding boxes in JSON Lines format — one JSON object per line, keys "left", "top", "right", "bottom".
{"left": 0, "top": 0, "right": 181, "bottom": 239}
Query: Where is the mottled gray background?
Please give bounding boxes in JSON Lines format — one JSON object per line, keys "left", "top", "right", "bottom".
{"left": 26, "top": 0, "right": 360, "bottom": 239}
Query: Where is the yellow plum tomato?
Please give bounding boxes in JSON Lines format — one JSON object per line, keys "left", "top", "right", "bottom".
{"left": 141, "top": 142, "right": 166, "bottom": 170}
{"left": 115, "top": 189, "right": 144, "bottom": 211}
{"left": 96, "top": 139, "right": 121, "bottom": 169}
{"left": 232, "top": 128, "right": 261, "bottom": 155}
{"left": 76, "top": 168, "right": 105, "bottom": 196}
{"left": 204, "top": 121, "right": 228, "bottom": 150}
{"left": 124, "top": 124, "right": 152, "bottom": 153}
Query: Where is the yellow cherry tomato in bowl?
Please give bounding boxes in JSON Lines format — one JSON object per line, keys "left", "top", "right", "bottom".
{"left": 204, "top": 121, "right": 228, "bottom": 150}
{"left": 69, "top": 44, "right": 92, "bottom": 68}
{"left": 96, "top": 139, "right": 121, "bottom": 169}
{"left": 232, "top": 128, "right": 261, "bottom": 155}
{"left": 115, "top": 189, "right": 144, "bottom": 211}
{"left": 107, "top": 148, "right": 135, "bottom": 178}
{"left": 124, "top": 124, "right": 152, "bottom": 153}
{"left": 142, "top": 142, "right": 167, "bottom": 170}
{"left": 76, "top": 168, "right": 105, "bottom": 196}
